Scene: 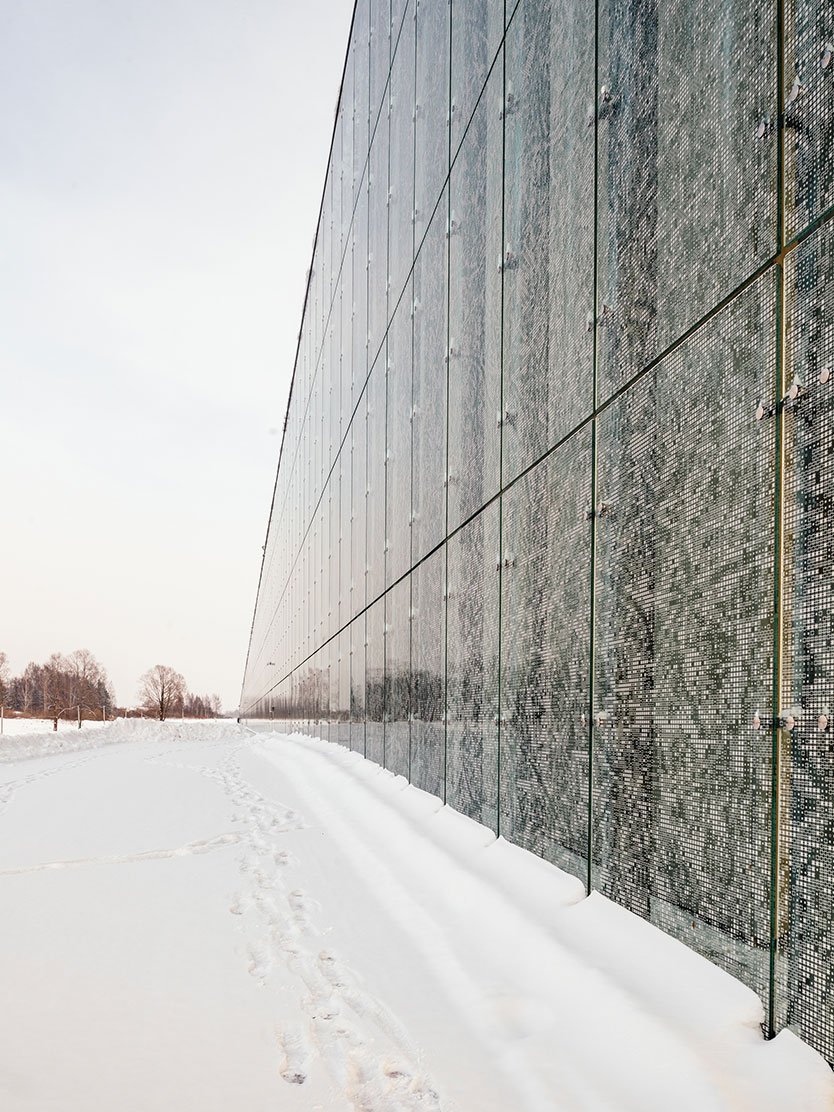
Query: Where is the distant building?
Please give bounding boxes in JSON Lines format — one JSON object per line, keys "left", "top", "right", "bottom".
{"left": 242, "top": 0, "right": 834, "bottom": 1066}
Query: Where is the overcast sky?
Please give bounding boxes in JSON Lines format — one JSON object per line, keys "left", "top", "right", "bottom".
{"left": 0, "top": 0, "right": 353, "bottom": 710}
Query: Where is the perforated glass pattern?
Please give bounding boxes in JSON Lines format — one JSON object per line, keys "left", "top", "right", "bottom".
{"left": 240, "top": 0, "right": 834, "bottom": 1068}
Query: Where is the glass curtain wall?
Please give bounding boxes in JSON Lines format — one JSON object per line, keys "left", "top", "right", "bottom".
{"left": 240, "top": 0, "right": 834, "bottom": 1067}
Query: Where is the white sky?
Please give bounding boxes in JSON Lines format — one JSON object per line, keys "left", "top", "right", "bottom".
{"left": 0, "top": 0, "right": 354, "bottom": 711}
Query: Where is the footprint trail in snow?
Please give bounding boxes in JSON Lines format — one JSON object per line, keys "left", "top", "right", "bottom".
{"left": 216, "top": 746, "right": 448, "bottom": 1111}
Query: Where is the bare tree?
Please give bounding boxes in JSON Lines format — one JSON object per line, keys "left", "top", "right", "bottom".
{"left": 68, "top": 649, "right": 111, "bottom": 724}
{"left": 21, "top": 661, "right": 38, "bottom": 714}
{"left": 44, "top": 652, "right": 70, "bottom": 730}
{"left": 138, "top": 665, "right": 186, "bottom": 721}
{"left": 0, "top": 652, "right": 9, "bottom": 707}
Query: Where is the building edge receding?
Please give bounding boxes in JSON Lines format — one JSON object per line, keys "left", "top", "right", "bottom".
{"left": 241, "top": 0, "right": 834, "bottom": 1068}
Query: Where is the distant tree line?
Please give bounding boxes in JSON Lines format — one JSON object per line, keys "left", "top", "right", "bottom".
{"left": 0, "top": 649, "right": 113, "bottom": 729}
{"left": 0, "top": 652, "right": 223, "bottom": 728}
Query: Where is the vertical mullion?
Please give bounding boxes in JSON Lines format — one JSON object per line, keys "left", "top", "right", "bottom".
{"left": 495, "top": 1, "right": 507, "bottom": 837}
{"left": 363, "top": 7, "right": 371, "bottom": 761}
{"left": 382, "top": 0, "right": 393, "bottom": 773}
{"left": 586, "top": 0, "right": 602, "bottom": 899}
{"left": 408, "top": 0, "right": 418, "bottom": 785}
{"left": 767, "top": 0, "right": 786, "bottom": 1041}
{"left": 443, "top": 0, "right": 453, "bottom": 806}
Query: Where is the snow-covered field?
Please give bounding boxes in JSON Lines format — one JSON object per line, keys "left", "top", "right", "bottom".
{"left": 1, "top": 721, "right": 831, "bottom": 1111}
{"left": 0, "top": 716, "right": 107, "bottom": 738}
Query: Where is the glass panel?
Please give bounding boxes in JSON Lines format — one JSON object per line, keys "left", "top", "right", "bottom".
{"left": 415, "top": 0, "right": 450, "bottom": 245}
{"left": 351, "top": 392, "right": 367, "bottom": 622}
{"left": 777, "top": 223, "right": 834, "bottom": 1058}
{"left": 366, "top": 360, "right": 386, "bottom": 605}
{"left": 593, "top": 270, "right": 777, "bottom": 999}
{"left": 412, "top": 187, "right": 448, "bottom": 564}
{"left": 326, "top": 638, "right": 337, "bottom": 744}
{"left": 596, "top": 0, "right": 777, "bottom": 401}
{"left": 785, "top": 2, "right": 834, "bottom": 240}
{"left": 386, "top": 280, "right": 413, "bottom": 587}
{"left": 384, "top": 576, "right": 411, "bottom": 777}
{"left": 328, "top": 478, "right": 340, "bottom": 643}
{"left": 392, "top": 0, "right": 409, "bottom": 48}
{"left": 350, "top": 612, "right": 366, "bottom": 754}
{"left": 353, "top": 0, "right": 371, "bottom": 199}
{"left": 352, "top": 182, "right": 369, "bottom": 405}
{"left": 451, "top": 0, "right": 503, "bottom": 154}
{"left": 366, "top": 598, "right": 385, "bottom": 764}
{"left": 340, "top": 44, "right": 355, "bottom": 218}
{"left": 388, "top": 0, "right": 415, "bottom": 311}
{"left": 340, "top": 428, "right": 352, "bottom": 621}
{"left": 336, "top": 628, "right": 352, "bottom": 749}
{"left": 446, "top": 501, "right": 500, "bottom": 827}
{"left": 368, "top": 111, "right": 390, "bottom": 366}
{"left": 502, "top": 0, "right": 595, "bottom": 483}
{"left": 411, "top": 547, "right": 446, "bottom": 797}
{"left": 370, "top": 0, "right": 391, "bottom": 133}
{"left": 447, "top": 59, "right": 502, "bottom": 530}
{"left": 499, "top": 427, "right": 591, "bottom": 884}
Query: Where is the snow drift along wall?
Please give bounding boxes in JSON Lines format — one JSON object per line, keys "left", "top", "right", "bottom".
{"left": 241, "top": 0, "right": 834, "bottom": 1067}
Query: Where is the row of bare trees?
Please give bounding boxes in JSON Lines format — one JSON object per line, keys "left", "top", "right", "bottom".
{"left": 0, "top": 649, "right": 113, "bottom": 729}
{"left": 0, "top": 654, "right": 223, "bottom": 728}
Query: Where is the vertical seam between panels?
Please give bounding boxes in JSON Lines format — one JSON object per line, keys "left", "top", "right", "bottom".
{"left": 768, "top": 267, "right": 785, "bottom": 1041}
{"left": 382, "top": 0, "right": 393, "bottom": 774}
{"left": 767, "top": 0, "right": 786, "bottom": 1041}
{"left": 496, "top": 3, "right": 507, "bottom": 839}
{"left": 408, "top": 0, "right": 418, "bottom": 787}
{"left": 442, "top": 0, "right": 453, "bottom": 807}
{"left": 363, "top": 7, "right": 371, "bottom": 761}
{"left": 587, "top": 0, "right": 601, "bottom": 899}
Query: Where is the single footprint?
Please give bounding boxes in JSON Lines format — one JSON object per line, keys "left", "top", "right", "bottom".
{"left": 276, "top": 1024, "right": 313, "bottom": 1085}
{"left": 229, "top": 893, "right": 247, "bottom": 916}
{"left": 247, "top": 942, "right": 271, "bottom": 984}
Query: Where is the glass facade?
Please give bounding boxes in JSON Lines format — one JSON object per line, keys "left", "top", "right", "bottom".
{"left": 241, "top": 0, "right": 834, "bottom": 1066}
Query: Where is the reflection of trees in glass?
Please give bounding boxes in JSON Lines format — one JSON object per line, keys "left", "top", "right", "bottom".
{"left": 593, "top": 0, "right": 659, "bottom": 919}
{"left": 446, "top": 508, "right": 499, "bottom": 827}
{"left": 410, "top": 552, "right": 445, "bottom": 797}
{"left": 448, "top": 66, "right": 501, "bottom": 531}
{"left": 500, "top": 437, "right": 590, "bottom": 884}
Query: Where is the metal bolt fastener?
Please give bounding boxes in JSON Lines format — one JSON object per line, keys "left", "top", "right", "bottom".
{"left": 788, "top": 377, "right": 804, "bottom": 402}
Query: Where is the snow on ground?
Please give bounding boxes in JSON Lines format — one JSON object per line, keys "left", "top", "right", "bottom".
{"left": 0, "top": 716, "right": 107, "bottom": 738}
{"left": 0, "top": 721, "right": 832, "bottom": 1111}
{"left": 0, "top": 716, "right": 213, "bottom": 761}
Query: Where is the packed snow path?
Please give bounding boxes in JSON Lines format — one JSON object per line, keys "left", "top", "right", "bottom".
{"left": 1, "top": 721, "right": 832, "bottom": 1111}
